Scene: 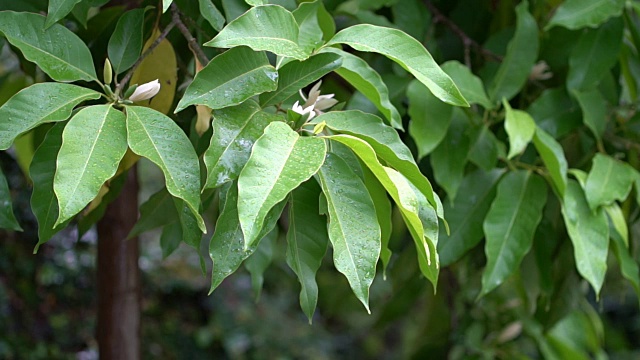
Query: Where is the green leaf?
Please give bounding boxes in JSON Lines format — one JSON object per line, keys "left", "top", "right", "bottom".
{"left": 562, "top": 181, "right": 609, "bottom": 297}
{"left": 0, "top": 166, "right": 21, "bottom": 231}
{"left": 160, "top": 222, "right": 182, "bottom": 258}
{"left": 209, "top": 182, "right": 285, "bottom": 292}
{"left": 604, "top": 204, "right": 628, "bottom": 248}
{"left": 259, "top": 52, "right": 342, "bottom": 107}
{"left": 174, "top": 197, "right": 206, "bottom": 272}
{"left": 125, "top": 106, "right": 205, "bottom": 232}
{"left": 407, "top": 79, "right": 452, "bottom": 158}
{"left": 246, "top": 226, "right": 278, "bottom": 300}
{"left": 31, "top": 123, "right": 67, "bottom": 250}
{"left": 480, "top": 171, "right": 547, "bottom": 297}
{"left": 585, "top": 154, "right": 637, "bottom": 210}
{"left": 286, "top": 179, "right": 329, "bottom": 322}
{"left": 430, "top": 111, "right": 470, "bottom": 201}
{"left": 572, "top": 88, "right": 607, "bottom": 141}
{"left": 292, "top": 0, "right": 329, "bottom": 54}
{"left": 327, "top": 135, "right": 438, "bottom": 287}
{"left": 45, "top": 0, "right": 83, "bottom": 28}
{"left": 199, "top": 0, "right": 225, "bottom": 31}
{"left": 0, "top": 83, "right": 101, "bottom": 150}
{"left": 546, "top": 0, "right": 624, "bottom": 30}
{"left": 533, "top": 127, "right": 568, "bottom": 197}
{"left": 53, "top": 105, "right": 127, "bottom": 225}
{"left": 528, "top": 88, "right": 582, "bottom": 138}
{"left": 70, "top": 0, "right": 110, "bottom": 28}
{"left": 325, "top": 24, "right": 468, "bottom": 107}
{"left": 320, "top": 47, "right": 402, "bottom": 129}
{"left": 468, "top": 125, "right": 501, "bottom": 171}
{"left": 438, "top": 169, "right": 504, "bottom": 266}
{"left": 488, "top": 1, "right": 539, "bottom": 103}
{"left": 567, "top": 17, "right": 623, "bottom": 91}
{"left": 503, "top": 100, "right": 536, "bottom": 159}
{"left": 128, "top": 188, "right": 178, "bottom": 238}
{"left": 361, "top": 165, "right": 392, "bottom": 278}
{"left": 238, "top": 121, "right": 326, "bottom": 247}
{"left": 163, "top": 0, "right": 172, "bottom": 12}
{"left": 317, "top": 152, "right": 380, "bottom": 312}
{"left": 441, "top": 61, "right": 493, "bottom": 109}
{"left": 315, "top": 110, "right": 441, "bottom": 215}
{"left": 610, "top": 223, "right": 640, "bottom": 304}
{"left": 176, "top": 46, "right": 278, "bottom": 112}
{"left": 108, "top": 8, "right": 145, "bottom": 74}
{"left": 203, "top": 100, "right": 280, "bottom": 189}
{"left": 0, "top": 11, "right": 97, "bottom": 82}
{"left": 204, "top": 5, "right": 309, "bottom": 60}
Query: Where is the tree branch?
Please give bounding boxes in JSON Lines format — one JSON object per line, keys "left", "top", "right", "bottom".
{"left": 171, "top": 3, "right": 210, "bottom": 66}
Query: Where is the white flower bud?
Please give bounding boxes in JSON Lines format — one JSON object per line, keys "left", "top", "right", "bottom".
{"left": 128, "top": 79, "right": 161, "bottom": 102}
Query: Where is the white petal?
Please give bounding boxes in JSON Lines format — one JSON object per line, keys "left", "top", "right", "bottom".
{"left": 128, "top": 79, "right": 161, "bottom": 102}
{"left": 315, "top": 97, "right": 338, "bottom": 111}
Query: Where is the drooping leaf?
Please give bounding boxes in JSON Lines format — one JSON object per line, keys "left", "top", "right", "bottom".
{"left": 480, "top": 171, "right": 547, "bottom": 297}
{"left": 53, "top": 105, "right": 127, "bottom": 225}
{"left": 128, "top": 188, "right": 178, "bottom": 238}
{"left": 438, "top": 169, "right": 504, "bottom": 266}
{"left": 361, "top": 165, "right": 392, "bottom": 278}
{"left": 205, "top": 5, "right": 309, "bottom": 60}
{"left": 325, "top": 24, "right": 468, "bottom": 107}
{"left": 203, "top": 100, "right": 280, "bottom": 189}
{"left": 610, "top": 222, "right": 640, "bottom": 304}
{"left": 0, "top": 166, "right": 21, "bottom": 231}
{"left": 246, "top": 226, "right": 278, "bottom": 300}
{"left": 528, "top": 88, "right": 582, "bottom": 138}
{"left": 407, "top": 79, "right": 453, "bottom": 158}
{"left": 125, "top": 106, "right": 205, "bottom": 232}
{"left": 317, "top": 152, "right": 380, "bottom": 312}
{"left": 441, "top": 61, "right": 493, "bottom": 109}
{"left": 45, "top": 0, "right": 83, "bottom": 28}
{"left": 292, "top": 0, "right": 330, "bottom": 54}
{"left": 572, "top": 88, "right": 607, "bottom": 141}
{"left": 488, "top": 1, "right": 539, "bottom": 103}
{"left": 567, "top": 17, "right": 624, "bottom": 91}
{"left": 0, "top": 11, "right": 97, "bottom": 82}
{"left": 286, "top": 180, "right": 329, "bottom": 322}
{"left": 430, "top": 111, "right": 470, "bottom": 201}
{"left": 533, "top": 127, "right": 568, "bottom": 197}
{"left": 259, "top": 52, "right": 342, "bottom": 107}
{"left": 173, "top": 197, "right": 206, "bottom": 272}
{"left": 31, "top": 123, "right": 67, "bottom": 250}
{"left": 584, "top": 154, "right": 638, "bottom": 211}
{"left": 605, "top": 203, "right": 628, "bottom": 248}
{"left": 238, "top": 121, "right": 326, "bottom": 247}
{"left": 0, "top": 83, "right": 101, "bottom": 150}
{"left": 468, "top": 125, "right": 501, "bottom": 171}
{"left": 503, "top": 100, "right": 536, "bottom": 159}
{"left": 562, "top": 181, "right": 609, "bottom": 297}
{"left": 320, "top": 47, "right": 402, "bottom": 129}
{"left": 199, "top": 0, "right": 225, "bottom": 31}
{"left": 160, "top": 222, "right": 182, "bottom": 259}
{"left": 546, "top": 0, "right": 625, "bottom": 30}
{"left": 176, "top": 46, "right": 278, "bottom": 112}
{"left": 108, "top": 8, "right": 144, "bottom": 74}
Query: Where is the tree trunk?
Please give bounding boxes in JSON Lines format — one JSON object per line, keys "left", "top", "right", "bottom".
{"left": 97, "top": 169, "right": 140, "bottom": 360}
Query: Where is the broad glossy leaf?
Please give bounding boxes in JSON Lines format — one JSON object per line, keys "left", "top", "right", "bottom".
{"left": 325, "top": 24, "right": 468, "bottom": 107}
{"left": 605, "top": 204, "right": 628, "bottom": 247}
{"left": 209, "top": 182, "right": 285, "bottom": 292}
{"left": 488, "top": 1, "right": 538, "bottom": 103}
{"left": 327, "top": 135, "right": 438, "bottom": 286}
{"left": 318, "top": 152, "right": 380, "bottom": 312}
{"left": 246, "top": 226, "right": 277, "bottom": 300}
{"left": 292, "top": 0, "right": 329, "bottom": 54}
{"left": 174, "top": 197, "right": 206, "bottom": 272}
{"left": 31, "top": 123, "right": 66, "bottom": 250}
{"left": 320, "top": 47, "right": 401, "bottom": 129}
{"left": 533, "top": 127, "right": 568, "bottom": 197}
{"left": 46, "top": 0, "right": 83, "bottom": 28}
{"left": 392, "top": 0, "right": 429, "bottom": 41}
{"left": 585, "top": 154, "right": 637, "bottom": 210}
{"left": 562, "top": 181, "right": 609, "bottom": 297}
{"left": 0, "top": 11, "right": 97, "bottom": 82}
{"left": 441, "top": 61, "right": 493, "bottom": 109}
{"left": 54, "top": 105, "right": 127, "bottom": 225}
{"left": 315, "top": 110, "right": 440, "bottom": 214}
{"left": 286, "top": 180, "right": 329, "bottom": 322}
{"left": 128, "top": 188, "right": 178, "bottom": 238}
{"left": 160, "top": 222, "right": 182, "bottom": 258}
{"left": 0, "top": 83, "right": 100, "bottom": 150}
{"left": 0, "top": 167, "right": 20, "bottom": 231}
{"left": 222, "top": 0, "right": 250, "bottom": 22}
{"left": 430, "top": 111, "right": 470, "bottom": 201}
{"left": 362, "top": 165, "right": 392, "bottom": 278}
{"left": 503, "top": 100, "right": 535, "bottom": 159}
{"left": 572, "top": 88, "right": 607, "bottom": 141}
{"left": 125, "top": 106, "right": 205, "bottom": 232}
{"left": 546, "top": 0, "right": 624, "bottom": 30}
{"left": 610, "top": 225, "right": 640, "bottom": 303}
{"left": 108, "top": 8, "right": 144, "bottom": 74}
{"left": 567, "top": 18, "right": 623, "bottom": 91}
{"left": 259, "top": 52, "right": 342, "bottom": 107}
{"left": 481, "top": 171, "right": 547, "bottom": 297}
{"left": 176, "top": 46, "right": 278, "bottom": 112}
{"left": 238, "top": 121, "right": 326, "bottom": 247}
{"left": 408, "top": 80, "right": 452, "bottom": 158}
{"left": 204, "top": 100, "right": 280, "bottom": 189}
{"left": 199, "top": 0, "right": 225, "bottom": 31}
{"left": 438, "top": 169, "right": 504, "bottom": 266}
{"left": 528, "top": 88, "right": 582, "bottom": 138}
{"left": 468, "top": 125, "right": 500, "bottom": 171}
{"left": 205, "top": 5, "right": 309, "bottom": 60}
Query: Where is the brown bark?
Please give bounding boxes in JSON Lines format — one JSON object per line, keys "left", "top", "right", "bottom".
{"left": 97, "top": 169, "right": 140, "bottom": 360}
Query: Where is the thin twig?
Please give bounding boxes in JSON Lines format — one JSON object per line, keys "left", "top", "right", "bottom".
{"left": 423, "top": 0, "right": 503, "bottom": 62}
{"left": 116, "top": 21, "right": 176, "bottom": 96}
{"left": 171, "top": 3, "right": 210, "bottom": 66}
